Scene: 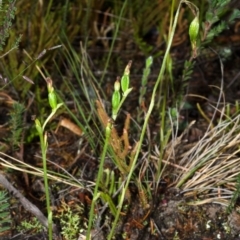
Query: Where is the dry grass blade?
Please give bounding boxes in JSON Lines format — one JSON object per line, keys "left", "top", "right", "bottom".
{"left": 175, "top": 114, "right": 240, "bottom": 205}
{"left": 0, "top": 152, "right": 94, "bottom": 189}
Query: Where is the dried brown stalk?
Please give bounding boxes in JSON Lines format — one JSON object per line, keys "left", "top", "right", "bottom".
{"left": 96, "top": 100, "right": 147, "bottom": 207}
{"left": 96, "top": 100, "right": 132, "bottom": 174}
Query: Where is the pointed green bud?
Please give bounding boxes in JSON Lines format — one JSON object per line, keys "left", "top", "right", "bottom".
{"left": 45, "top": 77, "right": 58, "bottom": 110}
{"left": 114, "top": 79, "right": 120, "bottom": 92}
{"left": 121, "top": 61, "right": 132, "bottom": 93}
{"left": 46, "top": 77, "right": 54, "bottom": 93}
{"left": 35, "top": 119, "right": 42, "bottom": 135}
{"left": 189, "top": 15, "right": 199, "bottom": 50}
{"left": 121, "top": 75, "right": 129, "bottom": 93}
{"left": 112, "top": 91, "right": 120, "bottom": 111}
{"left": 48, "top": 92, "right": 57, "bottom": 110}
{"left": 105, "top": 120, "right": 112, "bottom": 139}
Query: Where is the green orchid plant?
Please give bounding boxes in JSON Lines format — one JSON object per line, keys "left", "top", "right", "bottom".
{"left": 35, "top": 77, "right": 63, "bottom": 240}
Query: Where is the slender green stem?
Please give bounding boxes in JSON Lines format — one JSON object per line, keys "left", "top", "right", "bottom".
{"left": 46, "top": 0, "right": 54, "bottom": 19}
{"left": 42, "top": 104, "right": 63, "bottom": 130}
{"left": 36, "top": 104, "right": 62, "bottom": 239}
{"left": 38, "top": 132, "right": 52, "bottom": 239}
{"left": 87, "top": 121, "right": 112, "bottom": 240}
{"left": 157, "top": 0, "right": 176, "bottom": 178}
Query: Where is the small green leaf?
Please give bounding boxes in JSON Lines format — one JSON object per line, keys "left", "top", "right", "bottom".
{"left": 122, "top": 87, "right": 133, "bottom": 98}
{"left": 146, "top": 56, "right": 153, "bottom": 68}
{"left": 100, "top": 192, "right": 117, "bottom": 216}
{"left": 229, "top": 9, "right": 240, "bottom": 23}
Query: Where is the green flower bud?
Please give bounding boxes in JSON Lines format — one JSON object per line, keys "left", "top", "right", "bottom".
{"left": 35, "top": 119, "right": 42, "bottom": 135}
{"left": 121, "top": 75, "right": 129, "bottom": 93}
{"left": 114, "top": 79, "right": 120, "bottom": 92}
{"left": 112, "top": 91, "right": 120, "bottom": 110}
{"left": 106, "top": 120, "right": 112, "bottom": 138}
{"left": 121, "top": 61, "right": 131, "bottom": 93}
{"left": 45, "top": 77, "right": 58, "bottom": 110}
{"left": 48, "top": 91, "right": 57, "bottom": 110}
{"left": 189, "top": 15, "right": 199, "bottom": 49}
{"left": 46, "top": 77, "right": 54, "bottom": 93}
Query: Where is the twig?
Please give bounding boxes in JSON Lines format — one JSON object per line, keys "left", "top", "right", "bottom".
{"left": 0, "top": 173, "right": 57, "bottom": 233}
